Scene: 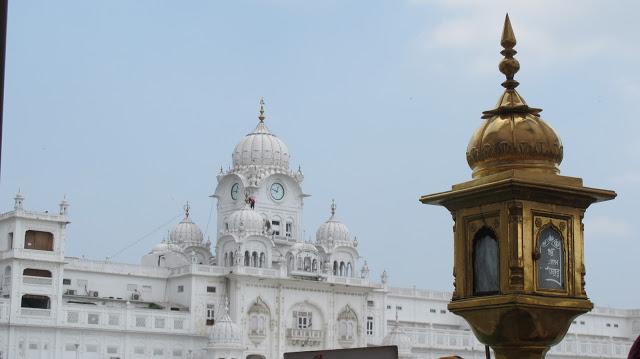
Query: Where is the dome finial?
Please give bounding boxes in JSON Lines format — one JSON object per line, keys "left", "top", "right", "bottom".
{"left": 330, "top": 199, "right": 336, "bottom": 216}
{"left": 499, "top": 13, "right": 520, "bottom": 90}
{"left": 258, "top": 97, "right": 266, "bottom": 123}
{"left": 184, "top": 201, "right": 191, "bottom": 219}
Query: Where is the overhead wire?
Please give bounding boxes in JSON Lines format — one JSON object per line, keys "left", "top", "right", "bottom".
{"left": 109, "top": 212, "right": 182, "bottom": 259}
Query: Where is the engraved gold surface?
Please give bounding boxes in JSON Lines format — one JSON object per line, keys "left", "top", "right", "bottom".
{"left": 420, "top": 14, "right": 616, "bottom": 359}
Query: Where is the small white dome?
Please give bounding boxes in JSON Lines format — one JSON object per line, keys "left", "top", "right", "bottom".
{"left": 316, "top": 201, "right": 353, "bottom": 246}
{"left": 227, "top": 207, "right": 266, "bottom": 233}
{"left": 208, "top": 311, "right": 243, "bottom": 347}
{"left": 382, "top": 324, "right": 413, "bottom": 357}
{"left": 169, "top": 208, "right": 204, "bottom": 246}
{"left": 232, "top": 102, "right": 290, "bottom": 170}
{"left": 151, "top": 240, "right": 170, "bottom": 253}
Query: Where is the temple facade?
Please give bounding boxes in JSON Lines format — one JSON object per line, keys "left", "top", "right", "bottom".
{"left": 0, "top": 103, "right": 636, "bottom": 359}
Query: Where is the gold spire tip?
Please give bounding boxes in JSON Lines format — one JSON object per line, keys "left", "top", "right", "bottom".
{"left": 258, "top": 97, "right": 266, "bottom": 122}
{"left": 501, "top": 14, "right": 516, "bottom": 49}
{"left": 498, "top": 13, "right": 520, "bottom": 90}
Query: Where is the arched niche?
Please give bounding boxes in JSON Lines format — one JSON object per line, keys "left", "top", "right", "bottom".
{"left": 536, "top": 226, "right": 565, "bottom": 291}
{"left": 473, "top": 227, "right": 499, "bottom": 295}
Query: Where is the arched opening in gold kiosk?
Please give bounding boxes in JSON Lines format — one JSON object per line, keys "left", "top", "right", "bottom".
{"left": 473, "top": 227, "right": 499, "bottom": 295}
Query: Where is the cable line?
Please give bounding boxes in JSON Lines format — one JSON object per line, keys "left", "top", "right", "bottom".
{"left": 109, "top": 212, "right": 182, "bottom": 259}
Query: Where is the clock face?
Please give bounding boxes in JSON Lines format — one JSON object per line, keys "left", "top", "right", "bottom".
{"left": 270, "top": 183, "right": 285, "bottom": 201}
{"left": 230, "top": 183, "right": 240, "bottom": 200}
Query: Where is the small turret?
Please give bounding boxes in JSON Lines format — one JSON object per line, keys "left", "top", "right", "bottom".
{"left": 14, "top": 190, "right": 24, "bottom": 210}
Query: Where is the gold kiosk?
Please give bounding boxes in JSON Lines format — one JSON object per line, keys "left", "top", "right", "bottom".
{"left": 420, "top": 15, "right": 616, "bottom": 359}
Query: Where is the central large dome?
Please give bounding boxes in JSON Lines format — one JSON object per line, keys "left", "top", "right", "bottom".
{"left": 231, "top": 99, "right": 290, "bottom": 170}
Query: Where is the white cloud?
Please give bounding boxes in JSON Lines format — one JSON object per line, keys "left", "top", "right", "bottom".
{"left": 409, "top": 0, "right": 620, "bottom": 74}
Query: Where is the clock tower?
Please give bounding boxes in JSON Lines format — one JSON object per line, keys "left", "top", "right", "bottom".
{"left": 213, "top": 99, "right": 308, "bottom": 264}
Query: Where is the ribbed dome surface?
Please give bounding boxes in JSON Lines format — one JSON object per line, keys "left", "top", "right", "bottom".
{"left": 232, "top": 121, "right": 290, "bottom": 170}
{"left": 208, "top": 311, "right": 242, "bottom": 347}
{"left": 316, "top": 202, "right": 353, "bottom": 247}
{"left": 227, "top": 207, "right": 265, "bottom": 233}
{"left": 466, "top": 91, "right": 563, "bottom": 178}
{"left": 151, "top": 240, "right": 171, "bottom": 253}
{"left": 170, "top": 214, "right": 204, "bottom": 245}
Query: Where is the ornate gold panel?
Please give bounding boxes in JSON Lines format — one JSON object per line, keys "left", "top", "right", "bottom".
{"left": 531, "top": 213, "right": 572, "bottom": 296}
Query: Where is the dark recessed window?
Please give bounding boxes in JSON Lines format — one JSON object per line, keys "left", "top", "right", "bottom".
{"left": 206, "top": 286, "right": 216, "bottom": 293}
{"left": 62, "top": 278, "right": 71, "bottom": 285}
{"left": 21, "top": 294, "right": 50, "bottom": 309}
{"left": 430, "top": 309, "right": 436, "bottom": 313}
{"left": 177, "top": 285, "right": 184, "bottom": 293}
{"left": 473, "top": 227, "right": 499, "bottom": 295}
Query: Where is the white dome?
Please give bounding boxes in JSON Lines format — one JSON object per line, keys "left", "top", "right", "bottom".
{"left": 382, "top": 324, "right": 413, "bottom": 357}
{"left": 316, "top": 201, "right": 352, "bottom": 246}
{"left": 170, "top": 210, "right": 204, "bottom": 246}
{"left": 232, "top": 119, "right": 290, "bottom": 170}
{"left": 227, "top": 207, "right": 266, "bottom": 233}
{"left": 208, "top": 311, "right": 243, "bottom": 347}
{"left": 151, "top": 240, "right": 170, "bottom": 253}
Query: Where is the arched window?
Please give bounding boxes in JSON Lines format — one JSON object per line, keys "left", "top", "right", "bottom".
{"left": 24, "top": 230, "right": 53, "bottom": 251}
{"left": 224, "top": 253, "right": 228, "bottom": 267}
{"left": 287, "top": 254, "right": 294, "bottom": 273}
{"left": 229, "top": 252, "right": 234, "bottom": 266}
{"left": 3, "top": 266, "right": 11, "bottom": 288}
{"left": 312, "top": 259, "right": 318, "bottom": 272}
{"left": 473, "top": 227, "right": 499, "bottom": 295}
{"left": 537, "top": 227, "right": 564, "bottom": 290}
{"left": 337, "top": 305, "right": 358, "bottom": 342}
{"left": 252, "top": 252, "right": 258, "bottom": 267}
{"left": 244, "top": 251, "right": 250, "bottom": 266}
{"left": 296, "top": 257, "right": 302, "bottom": 271}
{"left": 339, "top": 262, "right": 345, "bottom": 277}
{"left": 259, "top": 252, "right": 266, "bottom": 268}
{"left": 285, "top": 221, "right": 293, "bottom": 238}
{"left": 333, "top": 261, "right": 338, "bottom": 275}
{"left": 339, "top": 321, "right": 348, "bottom": 339}
{"left": 304, "top": 257, "right": 311, "bottom": 272}
{"left": 346, "top": 262, "right": 352, "bottom": 277}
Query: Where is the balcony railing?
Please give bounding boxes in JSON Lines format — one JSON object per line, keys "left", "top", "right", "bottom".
{"left": 23, "top": 276, "right": 53, "bottom": 285}
{"left": 286, "top": 328, "right": 323, "bottom": 346}
{"left": 21, "top": 308, "right": 51, "bottom": 317}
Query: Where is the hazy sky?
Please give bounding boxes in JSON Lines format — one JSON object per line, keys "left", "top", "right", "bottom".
{"left": 2, "top": 1, "right": 639, "bottom": 308}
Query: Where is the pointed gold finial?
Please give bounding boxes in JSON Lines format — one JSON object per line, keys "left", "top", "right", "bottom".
{"left": 499, "top": 14, "right": 520, "bottom": 90}
{"left": 258, "top": 97, "right": 266, "bottom": 122}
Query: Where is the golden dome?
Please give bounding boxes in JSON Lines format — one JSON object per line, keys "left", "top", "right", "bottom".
{"left": 466, "top": 15, "right": 563, "bottom": 178}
